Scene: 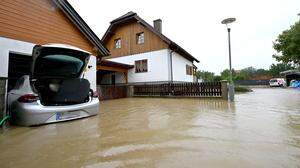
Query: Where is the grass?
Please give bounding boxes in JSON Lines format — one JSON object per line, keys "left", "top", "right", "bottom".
{"left": 235, "top": 86, "right": 253, "bottom": 93}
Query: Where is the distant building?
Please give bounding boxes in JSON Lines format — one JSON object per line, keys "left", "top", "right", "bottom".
{"left": 98, "top": 12, "right": 199, "bottom": 85}
{"left": 280, "top": 70, "right": 300, "bottom": 86}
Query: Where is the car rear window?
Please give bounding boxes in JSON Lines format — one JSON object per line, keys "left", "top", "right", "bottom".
{"left": 33, "top": 47, "right": 89, "bottom": 78}
{"left": 34, "top": 55, "right": 84, "bottom": 77}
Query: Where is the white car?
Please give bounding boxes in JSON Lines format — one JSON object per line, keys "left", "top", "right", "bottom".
{"left": 269, "top": 78, "right": 286, "bottom": 87}
{"left": 7, "top": 44, "right": 99, "bottom": 126}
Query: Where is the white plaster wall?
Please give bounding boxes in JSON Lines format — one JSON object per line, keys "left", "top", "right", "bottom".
{"left": 172, "top": 51, "right": 194, "bottom": 82}
{"left": 0, "top": 37, "right": 35, "bottom": 77}
{"left": 108, "top": 49, "right": 170, "bottom": 83}
{"left": 0, "top": 37, "right": 97, "bottom": 91}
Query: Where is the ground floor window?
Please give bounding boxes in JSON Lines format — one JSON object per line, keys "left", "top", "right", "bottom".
{"left": 186, "top": 65, "right": 193, "bottom": 75}
{"left": 135, "top": 59, "right": 148, "bottom": 73}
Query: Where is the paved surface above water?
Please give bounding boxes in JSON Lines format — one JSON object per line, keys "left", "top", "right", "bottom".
{"left": 1, "top": 88, "right": 300, "bottom": 168}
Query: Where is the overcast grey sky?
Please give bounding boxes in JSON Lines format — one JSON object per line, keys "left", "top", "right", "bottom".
{"left": 69, "top": 0, "right": 299, "bottom": 74}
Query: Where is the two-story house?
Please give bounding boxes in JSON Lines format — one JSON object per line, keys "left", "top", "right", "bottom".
{"left": 98, "top": 12, "right": 199, "bottom": 84}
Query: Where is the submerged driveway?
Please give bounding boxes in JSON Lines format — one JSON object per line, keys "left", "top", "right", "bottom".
{"left": 0, "top": 88, "right": 300, "bottom": 168}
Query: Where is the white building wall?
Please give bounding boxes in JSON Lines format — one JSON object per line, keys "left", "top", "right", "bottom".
{"left": 172, "top": 51, "right": 194, "bottom": 82}
{"left": 108, "top": 49, "right": 170, "bottom": 83}
{"left": 0, "top": 37, "right": 97, "bottom": 91}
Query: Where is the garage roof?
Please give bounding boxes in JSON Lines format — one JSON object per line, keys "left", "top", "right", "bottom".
{"left": 54, "top": 0, "right": 110, "bottom": 56}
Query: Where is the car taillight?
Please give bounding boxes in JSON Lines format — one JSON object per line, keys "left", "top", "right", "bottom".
{"left": 18, "top": 94, "right": 39, "bottom": 103}
{"left": 92, "top": 91, "right": 99, "bottom": 98}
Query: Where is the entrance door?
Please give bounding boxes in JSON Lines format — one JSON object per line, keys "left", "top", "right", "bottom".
{"left": 8, "top": 53, "right": 32, "bottom": 91}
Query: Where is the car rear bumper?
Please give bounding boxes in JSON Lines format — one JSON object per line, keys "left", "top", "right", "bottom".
{"left": 11, "top": 98, "right": 99, "bottom": 126}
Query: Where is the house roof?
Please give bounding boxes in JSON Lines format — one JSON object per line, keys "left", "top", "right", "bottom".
{"left": 280, "top": 70, "right": 300, "bottom": 76}
{"left": 54, "top": 0, "right": 110, "bottom": 56}
{"left": 102, "top": 12, "right": 199, "bottom": 63}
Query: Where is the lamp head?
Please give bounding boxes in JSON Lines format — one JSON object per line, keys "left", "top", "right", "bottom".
{"left": 221, "top": 18, "right": 236, "bottom": 29}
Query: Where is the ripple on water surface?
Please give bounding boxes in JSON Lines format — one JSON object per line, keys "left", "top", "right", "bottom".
{"left": 0, "top": 88, "right": 300, "bottom": 168}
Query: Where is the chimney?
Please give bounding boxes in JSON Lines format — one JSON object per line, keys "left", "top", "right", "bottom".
{"left": 153, "top": 19, "right": 162, "bottom": 33}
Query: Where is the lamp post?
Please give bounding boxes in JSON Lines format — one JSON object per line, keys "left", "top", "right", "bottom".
{"left": 221, "top": 18, "right": 236, "bottom": 101}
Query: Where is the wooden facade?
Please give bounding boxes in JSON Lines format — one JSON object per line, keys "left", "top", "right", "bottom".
{"left": 0, "top": 0, "right": 97, "bottom": 55}
{"left": 97, "top": 85, "right": 128, "bottom": 100}
{"left": 104, "top": 21, "right": 168, "bottom": 58}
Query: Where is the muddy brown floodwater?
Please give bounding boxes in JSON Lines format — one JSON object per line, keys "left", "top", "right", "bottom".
{"left": 1, "top": 88, "right": 300, "bottom": 168}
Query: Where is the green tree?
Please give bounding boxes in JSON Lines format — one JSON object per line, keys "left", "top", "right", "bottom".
{"left": 213, "top": 75, "right": 222, "bottom": 82}
{"left": 220, "top": 69, "right": 232, "bottom": 81}
{"left": 235, "top": 71, "right": 248, "bottom": 81}
{"left": 269, "top": 63, "right": 295, "bottom": 77}
{"left": 256, "top": 68, "right": 269, "bottom": 76}
{"left": 240, "top": 67, "right": 256, "bottom": 78}
{"left": 196, "top": 70, "right": 215, "bottom": 82}
{"left": 273, "top": 21, "right": 300, "bottom": 66}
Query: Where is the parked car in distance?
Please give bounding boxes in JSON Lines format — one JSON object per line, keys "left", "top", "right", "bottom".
{"left": 7, "top": 44, "right": 99, "bottom": 126}
{"left": 269, "top": 78, "right": 286, "bottom": 87}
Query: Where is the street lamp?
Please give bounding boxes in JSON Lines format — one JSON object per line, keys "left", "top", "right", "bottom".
{"left": 221, "top": 17, "right": 236, "bottom": 101}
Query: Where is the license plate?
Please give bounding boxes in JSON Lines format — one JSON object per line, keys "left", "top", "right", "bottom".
{"left": 56, "top": 111, "right": 80, "bottom": 120}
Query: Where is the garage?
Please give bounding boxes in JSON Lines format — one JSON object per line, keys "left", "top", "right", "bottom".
{"left": 8, "top": 53, "right": 32, "bottom": 92}
{"left": 0, "top": 0, "right": 109, "bottom": 128}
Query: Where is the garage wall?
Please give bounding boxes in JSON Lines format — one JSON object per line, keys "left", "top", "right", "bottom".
{"left": 0, "top": 37, "right": 34, "bottom": 124}
{"left": 82, "top": 56, "right": 97, "bottom": 91}
{"left": 0, "top": 37, "right": 35, "bottom": 78}
{"left": 0, "top": 78, "right": 6, "bottom": 123}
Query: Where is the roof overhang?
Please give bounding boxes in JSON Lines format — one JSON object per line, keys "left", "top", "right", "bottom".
{"left": 54, "top": 0, "right": 110, "bottom": 56}
{"left": 97, "top": 60, "right": 134, "bottom": 73}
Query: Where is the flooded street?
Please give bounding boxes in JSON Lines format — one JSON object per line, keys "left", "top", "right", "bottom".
{"left": 1, "top": 88, "right": 300, "bottom": 168}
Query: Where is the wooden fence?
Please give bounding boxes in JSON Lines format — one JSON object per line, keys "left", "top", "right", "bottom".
{"left": 133, "top": 82, "right": 223, "bottom": 97}
{"left": 97, "top": 85, "right": 128, "bottom": 100}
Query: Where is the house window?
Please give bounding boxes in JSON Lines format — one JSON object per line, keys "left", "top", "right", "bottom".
{"left": 186, "top": 65, "right": 193, "bottom": 75}
{"left": 114, "top": 38, "right": 121, "bottom": 49}
{"left": 136, "top": 32, "right": 144, "bottom": 44}
{"left": 135, "top": 59, "right": 148, "bottom": 73}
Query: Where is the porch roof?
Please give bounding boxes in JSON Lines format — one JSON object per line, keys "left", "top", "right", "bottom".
{"left": 97, "top": 60, "right": 134, "bottom": 72}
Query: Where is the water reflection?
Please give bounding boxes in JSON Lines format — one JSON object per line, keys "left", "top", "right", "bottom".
{"left": 0, "top": 88, "right": 300, "bottom": 168}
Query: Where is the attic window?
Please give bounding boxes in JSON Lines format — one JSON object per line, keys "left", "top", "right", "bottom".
{"left": 114, "top": 38, "right": 121, "bottom": 49}
{"left": 136, "top": 32, "right": 144, "bottom": 44}
{"left": 135, "top": 59, "right": 148, "bottom": 73}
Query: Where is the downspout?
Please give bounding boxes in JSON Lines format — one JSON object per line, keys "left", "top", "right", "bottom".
{"left": 169, "top": 50, "right": 174, "bottom": 83}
